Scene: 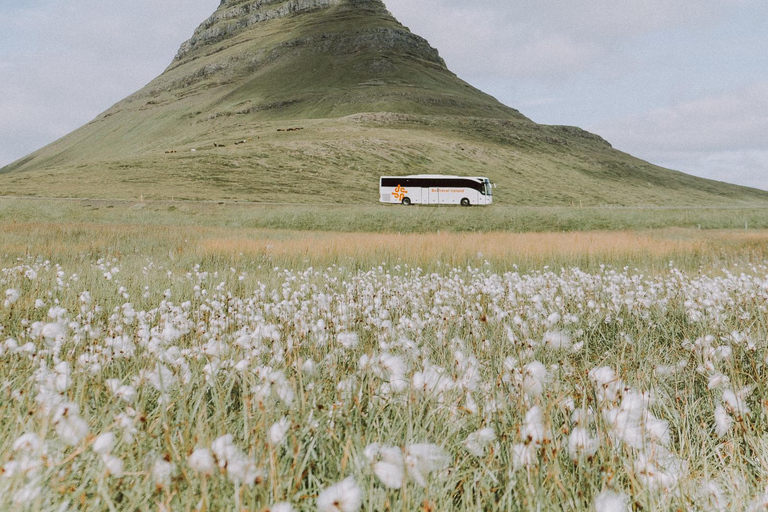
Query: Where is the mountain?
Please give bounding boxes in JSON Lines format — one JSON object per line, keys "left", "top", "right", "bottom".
{"left": 2, "top": 0, "right": 766, "bottom": 206}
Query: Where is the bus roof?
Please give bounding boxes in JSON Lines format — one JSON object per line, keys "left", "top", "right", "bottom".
{"left": 381, "top": 175, "right": 489, "bottom": 181}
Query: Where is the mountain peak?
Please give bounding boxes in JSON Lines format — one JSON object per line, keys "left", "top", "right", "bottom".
{"left": 175, "top": 0, "right": 391, "bottom": 63}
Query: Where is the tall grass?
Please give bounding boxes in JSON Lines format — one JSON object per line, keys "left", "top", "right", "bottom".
{"left": 3, "top": 220, "right": 768, "bottom": 273}
{"left": 1, "top": 244, "right": 767, "bottom": 511}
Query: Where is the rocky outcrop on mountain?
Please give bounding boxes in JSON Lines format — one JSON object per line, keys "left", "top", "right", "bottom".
{"left": 175, "top": 0, "right": 393, "bottom": 62}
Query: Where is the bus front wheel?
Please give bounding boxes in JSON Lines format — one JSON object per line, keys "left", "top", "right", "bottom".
{"left": 402, "top": 197, "right": 411, "bottom": 206}
{"left": 461, "top": 198, "right": 471, "bottom": 207}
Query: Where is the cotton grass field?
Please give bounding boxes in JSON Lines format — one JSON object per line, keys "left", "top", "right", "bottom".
{"left": 2, "top": 218, "right": 768, "bottom": 511}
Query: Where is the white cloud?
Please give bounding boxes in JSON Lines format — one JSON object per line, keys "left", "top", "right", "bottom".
{"left": 592, "top": 83, "right": 768, "bottom": 152}
{"left": 384, "top": 0, "right": 735, "bottom": 80}
{"left": 0, "top": 0, "right": 216, "bottom": 167}
{"left": 591, "top": 83, "right": 768, "bottom": 190}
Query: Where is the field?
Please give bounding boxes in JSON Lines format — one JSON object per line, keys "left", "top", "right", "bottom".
{"left": 2, "top": 201, "right": 768, "bottom": 511}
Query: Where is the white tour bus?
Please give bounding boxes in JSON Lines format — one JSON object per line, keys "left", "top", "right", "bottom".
{"left": 379, "top": 175, "right": 494, "bottom": 206}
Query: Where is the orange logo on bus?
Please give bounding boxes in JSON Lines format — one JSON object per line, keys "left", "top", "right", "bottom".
{"left": 392, "top": 185, "right": 408, "bottom": 201}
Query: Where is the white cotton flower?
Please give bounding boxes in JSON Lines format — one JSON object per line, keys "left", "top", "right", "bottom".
{"left": 364, "top": 443, "right": 405, "bottom": 489}
{"left": 603, "top": 391, "right": 651, "bottom": 449}
{"left": 522, "top": 361, "right": 549, "bottom": 397}
{"left": 714, "top": 405, "right": 733, "bottom": 437}
{"left": 589, "top": 366, "right": 623, "bottom": 403}
{"left": 105, "top": 379, "right": 121, "bottom": 394}
{"left": 362, "top": 443, "right": 381, "bottom": 463}
{"left": 301, "top": 359, "right": 316, "bottom": 375}
{"left": 404, "top": 443, "right": 450, "bottom": 487}
{"left": 523, "top": 406, "right": 548, "bottom": 445}
{"left": 188, "top": 448, "right": 215, "bottom": 476}
{"left": 152, "top": 458, "right": 175, "bottom": 488}
{"left": 41, "top": 322, "right": 67, "bottom": 345}
{"left": 711, "top": 346, "right": 732, "bottom": 361}
{"left": 633, "top": 449, "right": 685, "bottom": 491}
{"left": 379, "top": 353, "right": 408, "bottom": 392}
{"left": 268, "top": 417, "right": 291, "bottom": 447}
{"left": 13, "top": 433, "right": 44, "bottom": 454}
{"left": 374, "top": 460, "right": 405, "bottom": 489}
{"left": 211, "top": 434, "right": 239, "bottom": 465}
{"left": 699, "top": 480, "right": 728, "bottom": 512}
{"left": 115, "top": 385, "right": 137, "bottom": 403}
{"left": 102, "top": 454, "right": 124, "bottom": 477}
{"left": 54, "top": 361, "right": 72, "bottom": 392}
{"left": 54, "top": 403, "right": 89, "bottom": 446}
{"left": 224, "top": 453, "right": 264, "bottom": 486}
{"left": 209, "top": 434, "right": 263, "bottom": 485}
{"left": 116, "top": 410, "right": 138, "bottom": 444}
{"left": 148, "top": 364, "right": 176, "bottom": 393}
{"left": 546, "top": 312, "right": 561, "bottom": 326}
{"left": 568, "top": 428, "right": 599, "bottom": 460}
{"left": 512, "top": 443, "right": 537, "bottom": 470}
{"left": 337, "top": 332, "right": 359, "bottom": 350}
{"left": 4, "top": 288, "right": 20, "bottom": 306}
{"left": 593, "top": 490, "right": 630, "bottom": 512}
{"left": 269, "top": 503, "right": 295, "bottom": 512}
{"left": 708, "top": 373, "right": 730, "bottom": 390}
{"left": 643, "top": 411, "right": 671, "bottom": 446}
{"left": 543, "top": 330, "right": 571, "bottom": 350}
{"left": 464, "top": 427, "right": 496, "bottom": 457}
{"left": 317, "top": 476, "right": 363, "bottom": 512}
{"left": 92, "top": 432, "right": 116, "bottom": 456}
{"left": 723, "top": 386, "right": 753, "bottom": 417}
{"left": 570, "top": 407, "right": 592, "bottom": 425}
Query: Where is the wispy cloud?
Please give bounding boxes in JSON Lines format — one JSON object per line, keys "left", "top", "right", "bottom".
{"left": 591, "top": 83, "right": 768, "bottom": 189}
{"left": 385, "top": 0, "right": 739, "bottom": 81}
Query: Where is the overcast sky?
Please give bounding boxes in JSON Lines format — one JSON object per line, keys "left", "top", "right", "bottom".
{"left": 2, "top": 0, "right": 767, "bottom": 190}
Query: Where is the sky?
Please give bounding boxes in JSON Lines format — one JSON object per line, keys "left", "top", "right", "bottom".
{"left": 1, "top": 0, "right": 767, "bottom": 190}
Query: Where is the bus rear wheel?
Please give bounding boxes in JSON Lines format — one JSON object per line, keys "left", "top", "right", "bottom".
{"left": 402, "top": 197, "right": 411, "bottom": 206}
{"left": 461, "top": 198, "right": 471, "bottom": 207}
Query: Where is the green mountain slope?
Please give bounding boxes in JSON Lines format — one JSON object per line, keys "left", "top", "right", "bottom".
{"left": 2, "top": 0, "right": 766, "bottom": 206}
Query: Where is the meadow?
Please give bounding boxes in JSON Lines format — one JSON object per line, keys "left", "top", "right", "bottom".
{"left": 2, "top": 202, "right": 768, "bottom": 511}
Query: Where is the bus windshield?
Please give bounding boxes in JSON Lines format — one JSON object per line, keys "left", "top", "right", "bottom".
{"left": 484, "top": 180, "right": 493, "bottom": 196}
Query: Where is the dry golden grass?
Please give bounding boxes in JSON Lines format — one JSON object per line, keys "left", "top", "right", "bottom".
{"left": 199, "top": 230, "right": 705, "bottom": 265}
{"left": 3, "top": 220, "right": 766, "bottom": 271}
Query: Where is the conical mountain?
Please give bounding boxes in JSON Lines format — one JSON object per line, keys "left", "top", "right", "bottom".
{"left": 2, "top": 0, "right": 766, "bottom": 205}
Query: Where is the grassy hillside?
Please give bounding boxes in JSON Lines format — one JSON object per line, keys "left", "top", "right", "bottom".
{"left": 2, "top": 0, "right": 767, "bottom": 206}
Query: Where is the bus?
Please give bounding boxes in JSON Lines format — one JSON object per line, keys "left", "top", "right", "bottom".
{"left": 379, "top": 175, "right": 494, "bottom": 206}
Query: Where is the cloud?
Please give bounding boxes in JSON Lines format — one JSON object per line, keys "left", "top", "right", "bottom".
{"left": 0, "top": 0, "right": 216, "bottom": 167}
{"left": 384, "top": 0, "right": 738, "bottom": 81}
{"left": 590, "top": 83, "right": 768, "bottom": 190}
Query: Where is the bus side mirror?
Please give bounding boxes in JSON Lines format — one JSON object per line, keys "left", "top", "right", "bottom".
{"left": 493, "top": 184, "right": 497, "bottom": 189}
